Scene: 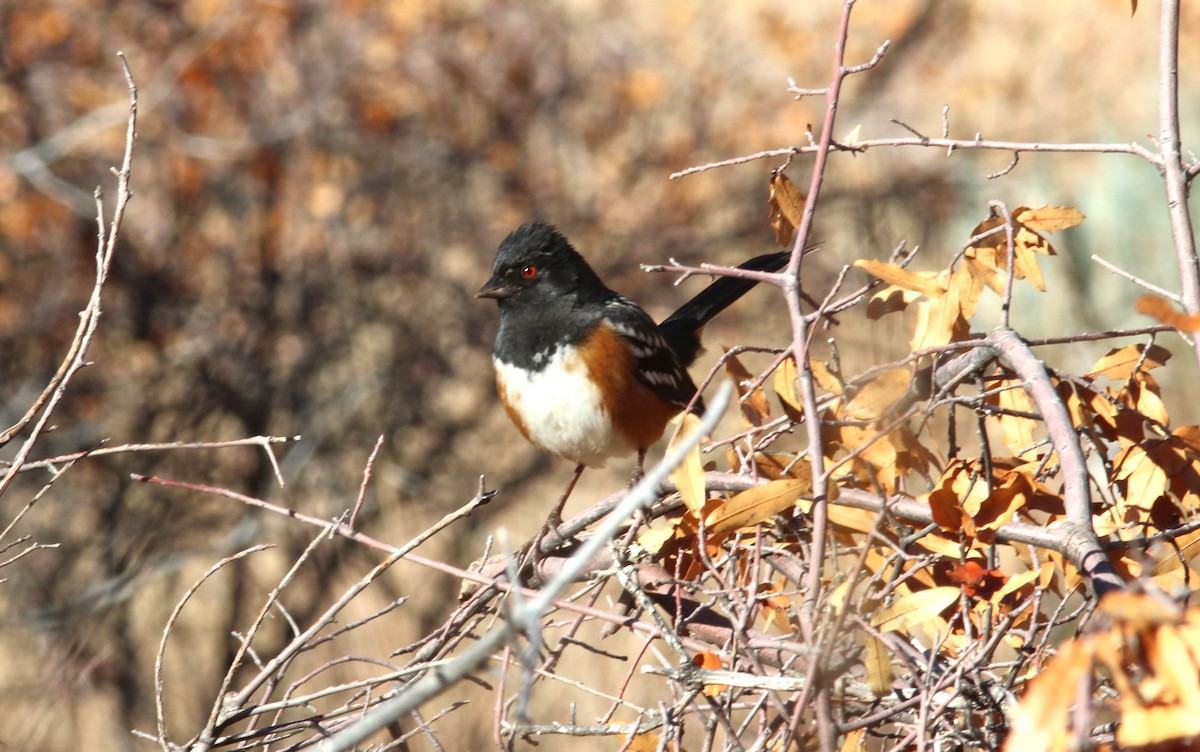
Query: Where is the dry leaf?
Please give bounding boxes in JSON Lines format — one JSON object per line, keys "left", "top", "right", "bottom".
{"left": 623, "top": 731, "right": 663, "bottom": 752}
{"left": 864, "top": 635, "right": 893, "bottom": 698}
{"left": 705, "top": 476, "right": 811, "bottom": 536}
{"left": 809, "top": 357, "right": 843, "bottom": 395}
{"left": 986, "top": 380, "right": 1041, "bottom": 460}
{"left": 855, "top": 259, "right": 946, "bottom": 298}
{"left": 866, "top": 283, "right": 922, "bottom": 319}
{"left": 1014, "top": 205, "right": 1085, "bottom": 233}
{"left": 839, "top": 728, "right": 865, "bottom": 752}
{"left": 871, "top": 586, "right": 959, "bottom": 633}
{"left": 1086, "top": 343, "right": 1172, "bottom": 380}
{"left": 669, "top": 412, "right": 707, "bottom": 515}
{"left": 1005, "top": 638, "right": 1096, "bottom": 752}
{"left": 773, "top": 356, "right": 805, "bottom": 421}
{"left": 724, "top": 350, "right": 770, "bottom": 427}
{"left": 1136, "top": 294, "right": 1200, "bottom": 332}
{"left": 768, "top": 172, "right": 806, "bottom": 247}
{"left": 845, "top": 369, "right": 912, "bottom": 421}
{"left": 692, "top": 650, "right": 727, "bottom": 697}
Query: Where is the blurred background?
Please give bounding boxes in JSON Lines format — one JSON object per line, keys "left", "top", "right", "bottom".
{"left": 1, "top": 0, "right": 1197, "bottom": 748}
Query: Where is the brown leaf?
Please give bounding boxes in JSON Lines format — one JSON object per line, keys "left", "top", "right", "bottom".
{"left": 705, "top": 476, "right": 812, "bottom": 536}
{"left": 1136, "top": 294, "right": 1200, "bottom": 332}
{"left": 768, "top": 172, "right": 806, "bottom": 247}
{"left": 724, "top": 350, "right": 770, "bottom": 427}
{"left": 1127, "top": 370, "right": 1169, "bottom": 425}
{"left": 753, "top": 452, "right": 808, "bottom": 480}
{"left": 866, "top": 283, "right": 922, "bottom": 319}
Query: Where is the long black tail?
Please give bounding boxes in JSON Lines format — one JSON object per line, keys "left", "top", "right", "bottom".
{"left": 656, "top": 251, "right": 790, "bottom": 367}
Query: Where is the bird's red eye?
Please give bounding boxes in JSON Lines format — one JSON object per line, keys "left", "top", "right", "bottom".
{"left": 521, "top": 265, "right": 538, "bottom": 279}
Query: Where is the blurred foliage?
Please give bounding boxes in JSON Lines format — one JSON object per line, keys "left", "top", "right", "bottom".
{"left": 0, "top": 0, "right": 1197, "bottom": 749}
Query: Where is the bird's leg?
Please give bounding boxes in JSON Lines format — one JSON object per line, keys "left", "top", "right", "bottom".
{"left": 520, "top": 463, "right": 585, "bottom": 572}
{"left": 545, "top": 462, "right": 585, "bottom": 535}
{"left": 621, "top": 449, "right": 650, "bottom": 547}
{"left": 629, "top": 449, "right": 647, "bottom": 488}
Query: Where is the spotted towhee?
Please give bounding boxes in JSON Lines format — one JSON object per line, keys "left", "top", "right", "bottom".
{"left": 477, "top": 223, "right": 789, "bottom": 495}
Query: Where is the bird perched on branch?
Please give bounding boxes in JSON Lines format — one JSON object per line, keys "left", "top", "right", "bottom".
{"left": 477, "top": 222, "right": 788, "bottom": 526}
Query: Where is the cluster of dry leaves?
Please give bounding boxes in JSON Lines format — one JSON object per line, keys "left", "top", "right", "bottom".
{"left": 616, "top": 185, "right": 1200, "bottom": 750}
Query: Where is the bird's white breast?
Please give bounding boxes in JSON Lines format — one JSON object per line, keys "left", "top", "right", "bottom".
{"left": 495, "top": 347, "right": 631, "bottom": 467}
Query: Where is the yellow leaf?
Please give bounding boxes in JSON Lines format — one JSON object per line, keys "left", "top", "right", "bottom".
{"left": 911, "top": 287, "right": 969, "bottom": 350}
{"left": 669, "top": 412, "right": 707, "bottom": 515}
{"left": 1129, "top": 371, "right": 1169, "bottom": 425}
{"left": 855, "top": 259, "right": 946, "bottom": 298}
{"left": 988, "top": 380, "right": 1041, "bottom": 460}
{"left": 705, "top": 476, "right": 812, "bottom": 536}
{"left": 1014, "top": 205, "right": 1085, "bottom": 233}
{"left": 864, "top": 635, "right": 893, "bottom": 698}
{"left": 871, "top": 586, "right": 959, "bottom": 633}
{"left": 950, "top": 264, "right": 986, "bottom": 320}
{"left": 845, "top": 369, "right": 912, "bottom": 421}
{"left": 809, "top": 358, "right": 842, "bottom": 395}
{"left": 844, "top": 123, "right": 862, "bottom": 146}
{"left": 636, "top": 525, "right": 677, "bottom": 555}
{"left": 773, "top": 356, "right": 805, "bottom": 420}
{"left": 1086, "top": 343, "right": 1172, "bottom": 380}
{"left": 991, "top": 564, "right": 1050, "bottom": 605}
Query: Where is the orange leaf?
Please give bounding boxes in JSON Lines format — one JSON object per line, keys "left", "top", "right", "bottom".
{"left": 1136, "top": 294, "right": 1200, "bottom": 332}
{"left": 623, "top": 732, "right": 663, "bottom": 752}
{"left": 692, "top": 650, "right": 727, "bottom": 697}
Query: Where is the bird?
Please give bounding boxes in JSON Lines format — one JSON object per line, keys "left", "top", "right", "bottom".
{"left": 477, "top": 222, "right": 790, "bottom": 530}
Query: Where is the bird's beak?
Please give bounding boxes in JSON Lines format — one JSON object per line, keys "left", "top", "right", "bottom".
{"left": 476, "top": 275, "right": 515, "bottom": 300}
